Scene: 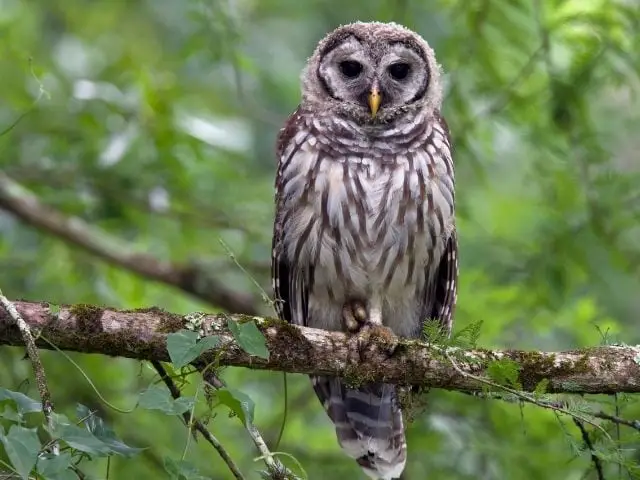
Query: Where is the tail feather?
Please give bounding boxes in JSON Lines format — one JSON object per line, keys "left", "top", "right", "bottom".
{"left": 312, "top": 376, "right": 407, "bottom": 479}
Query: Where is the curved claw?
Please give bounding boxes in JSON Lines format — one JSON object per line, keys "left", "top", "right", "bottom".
{"left": 342, "top": 299, "right": 398, "bottom": 358}
{"left": 357, "top": 324, "right": 398, "bottom": 357}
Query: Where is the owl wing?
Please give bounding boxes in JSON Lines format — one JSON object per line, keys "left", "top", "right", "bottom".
{"left": 271, "top": 107, "right": 310, "bottom": 327}
{"left": 423, "top": 111, "right": 458, "bottom": 335}
{"left": 427, "top": 230, "right": 458, "bottom": 333}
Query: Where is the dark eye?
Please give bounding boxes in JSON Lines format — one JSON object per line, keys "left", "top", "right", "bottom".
{"left": 339, "top": 60, "right": 363, "bottom": 78}
{"left": 388, "top": 63, "right": 411, "bottom": 80}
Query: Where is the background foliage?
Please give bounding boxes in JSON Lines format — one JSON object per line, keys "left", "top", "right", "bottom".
{"left": 1, "top": 0, "right": 639, "bottom": 478}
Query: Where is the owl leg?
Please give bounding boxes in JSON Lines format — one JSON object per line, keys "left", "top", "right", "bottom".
{"left": 342, "top": 299, "right": 398, "bottom": 357}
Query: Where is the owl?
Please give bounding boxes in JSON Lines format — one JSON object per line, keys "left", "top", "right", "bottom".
{"left": 271, "top": 22, "right": 457, "bottom": 479}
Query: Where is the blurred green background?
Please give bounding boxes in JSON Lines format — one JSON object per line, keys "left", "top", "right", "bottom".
{"left": 1, "top": 0, "right": 639, "bottom": 478}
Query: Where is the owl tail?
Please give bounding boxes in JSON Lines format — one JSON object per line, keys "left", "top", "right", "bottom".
{"left": 311, "top": 376, "right": 407, "bottom": 479}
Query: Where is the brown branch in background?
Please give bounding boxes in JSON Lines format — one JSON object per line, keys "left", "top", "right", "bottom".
{"left": 151, "top": 361, "right": 246, "bottom": 480}
{"left": 0, "top": 172, "right": 261, "bottom": 315}
{"left": 2, "top": 300, "right": 640, "bottom": 395}
{"left": 0, "top": 292, "right": 58, "bottom": 455}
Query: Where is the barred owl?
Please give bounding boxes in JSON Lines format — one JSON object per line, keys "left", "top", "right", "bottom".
{"left": 271, "top": 22, "right": 457, "bottom": 479}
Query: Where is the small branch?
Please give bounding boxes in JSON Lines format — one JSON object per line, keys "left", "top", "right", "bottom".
{"left": 246, "top": 423, "right": 290, "bottom": 478}
{"left": 0, "top": 172, "right": 261, "bottom": 315}
{"left": 0, "top": 292, "right": 58, "bottom": 454}
{"left": 572, "top": 418, "right": 605, "bottom": 480}
{"left": 2, "top": 301, "right": 640, "bottom": 395}
{"left": 445, "top": 351, "right": 608, "bottom": 436}
{"left": 592, "top": 410, "right": 640, "bottom": 432}
{"left": 197, "top": 369, "right": 296, "bottom": 479}
{"left": 462, "top": 391, "right": 640, "bottom": 436}
{"left": 151, "top": 361, "right": 245, "bottom": 480}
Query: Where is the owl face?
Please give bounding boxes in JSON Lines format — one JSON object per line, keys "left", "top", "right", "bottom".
{"left": 301, "top": 22, "right": 443, "bottom": 124}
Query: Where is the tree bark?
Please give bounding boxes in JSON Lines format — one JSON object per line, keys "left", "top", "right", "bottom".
{"left": 1, "top": 300, "right": 639, "bottom": 394}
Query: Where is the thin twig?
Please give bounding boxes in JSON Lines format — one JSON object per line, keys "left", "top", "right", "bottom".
{"left": 461, "top": 391, "right": 640, "bottom": 434}
{"left": 200, "top": 369, "right": 298, "bottom": 480}
{"left": 573, "top": 418, "right": 605, "bottom": 480}
{"left": 614, "top": 394, "right": 622, "bottom": 480}
{"left": 218, "top": 238, "right": 275, "bottom": 311}
{"left": 151, "top": 361, "right": 245, "bottom": 480}
{"left": 0, "top": 58, "right": 49, "bottom": 138}
{"left": 593, "top": 410, "right": 640, "bottom": 432}
{"left": 246, "top": 423, "right": 279, "bottom": 469}
{"left": 274, "top": 373, "right": 288, "bottom": 451}
{"left": 0, "top": 290, "right": 58, "bottom": 455}
{"left": 533, "top": 0, "right": 553, "bottom": 79}
{"left": 444, "top": 351, "right": 612, "bottom": 440}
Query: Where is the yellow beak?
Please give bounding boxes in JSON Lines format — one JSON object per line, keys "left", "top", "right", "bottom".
{"left": 368, "top": 87, "right": 381, "bottom": 118}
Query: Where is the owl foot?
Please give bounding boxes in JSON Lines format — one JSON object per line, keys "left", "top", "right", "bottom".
{"left": 342, "top": 300, "right": 368, "bottom": 333}
{"left": 342, "top": 300, "right": 398, "bottom": 357}
{"left": 356, "top": 323, "right": 399, "bottom": 358}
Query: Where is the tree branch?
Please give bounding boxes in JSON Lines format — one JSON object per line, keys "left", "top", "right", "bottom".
{"left": 0, "top": 173, "right": 287, "bottom": 477}
{"left": 151, "top": 360, "right": 246, "bottom": 480}
{"left": 461, "top": 391, "right": 640, "bottom": 432}
{"left": 0, "top": 293, "right": 58, "bottom": 455}
{"left": 0, "top": 172, "right": 261, "bottom": 315}
{"left": 2, "top": 300, "right": 640, "bottom": 394}
{"left": 572, "top": 418, "right": 605, "bottom": 480}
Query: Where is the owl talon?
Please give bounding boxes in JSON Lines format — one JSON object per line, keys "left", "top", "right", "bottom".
{"left": 342, "top": 300, "right": 368, "bottom": 333}
{"left": 342, "top": 300, "right": 397, "bottom": 356}
{"left": 356, "top": 324, "right": 398, "bottom": 358}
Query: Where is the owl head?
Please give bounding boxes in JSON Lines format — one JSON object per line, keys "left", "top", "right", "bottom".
{"left": 300, "top": 22, "right": 444, "bottom": 125}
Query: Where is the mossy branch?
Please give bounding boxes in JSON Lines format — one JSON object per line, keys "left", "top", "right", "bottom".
{"left": 1, "top": 300, "right": 640, "bottom": 394}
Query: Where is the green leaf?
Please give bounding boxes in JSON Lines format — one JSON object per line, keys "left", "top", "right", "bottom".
{"left": 451, "top": 320, "right": 484, "bottom": 348}
{"left": 192, "top": 335, "right": 221, "bottom": 359}
{"left": 217, "top": 388, "right": 254, "bottom": 426}
{"left": 57, "top": 424, "right": 112, "bottom": 456}
{"left": 227, "top": 319, "right": 269, "bottom": 359}
{"left": 0, "top": 387, "right": 42, "bottom": 415}
{"left": 486, "top": 359, "right": 522, "bottom": 389}
{"left": 421, "top": 319, "right": 450, "bottom": 344}
{"left": 166, "top": 330, "right": 198, "bottom": 367}
{"left": 76, "top": 405, "right": 143, "bottom": 457}
{"left": 167, "top": 330, "right": 221, "bottom": 368}
{"left": 534, "top": 378, "right": 550, "bottom": 397}
{"left": 138, "top": 386, "right": 194, "bottom": 415}
{"left": 163, "top": 457, "right": 209, "bottom": 480}
{"left": 1, "top": 425, "right": 40, "bottom": 479}
{"left": 49, "top": 413, "right": 111, "bottom": 456}
{"left": 173, "top": 397, "right": 196, "bottom": 414}
{"left": 0, "top": 405, "right": 22, "bottom": 422}
{"left": 37, "top": 452, "right": 75, "bottom": 480}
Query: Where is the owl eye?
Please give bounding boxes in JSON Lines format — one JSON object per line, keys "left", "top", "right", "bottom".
{"left": 339, "top": 60, "right": 363, "bottom": 78}
{"left": 388, "top": 63, "right": 411, "bottom": 80}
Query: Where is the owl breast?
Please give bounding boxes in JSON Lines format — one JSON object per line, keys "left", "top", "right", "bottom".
{"left": 278, "top": 124, "right": 455, "bottom": 337}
